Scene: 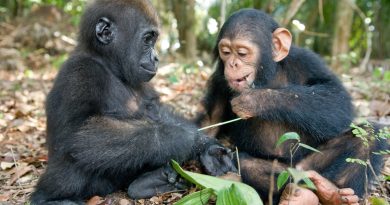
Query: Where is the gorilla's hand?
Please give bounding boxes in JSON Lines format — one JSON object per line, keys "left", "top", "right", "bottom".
{"left": 128, "top": 164, "right": 188, "bottom": 199}
{"left": 200, "top": 144, "right": 237, "bottom": 176}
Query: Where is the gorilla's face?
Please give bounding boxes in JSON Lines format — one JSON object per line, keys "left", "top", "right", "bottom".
{"left": 94, "top": 8, "right": 160, "bottom": 84}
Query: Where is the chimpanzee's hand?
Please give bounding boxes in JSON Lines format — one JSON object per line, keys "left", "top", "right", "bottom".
{"left": 200, "top": 144, "right": 237, "bottom": 176}
{"left": 231, "top": 90, "right": 258, "bottom": 119}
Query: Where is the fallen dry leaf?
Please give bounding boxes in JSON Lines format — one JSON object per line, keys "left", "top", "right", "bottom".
{"left": 0, "top": 162, "right": 15, "bottom": 170}
{"left": 0, "top": 194, "right": 10, "bottom": 202}
{"left": 8, "top": 165, "right": 34, "bottom": 186}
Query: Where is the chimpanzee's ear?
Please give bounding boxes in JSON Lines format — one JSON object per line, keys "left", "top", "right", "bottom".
{"left": 96, "top": 17, "right": 116, "bottom": 44}
{"left": 272, "top": 28, "right": 292, "bottom": 62}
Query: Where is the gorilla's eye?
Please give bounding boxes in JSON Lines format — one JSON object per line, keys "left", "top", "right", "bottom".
{"left": 143, "top": 31, "right": 157, "bottom": 45}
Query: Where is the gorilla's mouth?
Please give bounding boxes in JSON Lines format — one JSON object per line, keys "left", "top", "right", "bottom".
{"left": 141, "top": 65, "right": 156, "bottom": 75}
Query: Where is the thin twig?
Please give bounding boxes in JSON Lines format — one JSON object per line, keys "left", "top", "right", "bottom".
{"left": 282, "top": 0, "right": 306, "bottom": 26}
{"left": 10, "top": 148, "right": 22, "bottom": 188}
{"left": 318, "top": 0, "right": 324, "bottom": 23}
{"left": 269, "top": 159, "right": 278, "bottom": 205}
{"left": 364, "top": 160, "right": 369, "bottom": 201}
{"left": 367, "top": 160, "right": 387, "bottom": 197}
{"left": 302, "top": 30, "right": 329, "bottom": 37}
{"left": 235, "top": 146, "right": 241, "bottom": 176}
{"left": 197, "top": 118, "right": 242, "bottom": 131}
{"left": 346, "top": 0, "right": 372, "bottom": 70}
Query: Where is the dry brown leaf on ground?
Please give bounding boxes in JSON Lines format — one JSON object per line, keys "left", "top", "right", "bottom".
{"left": 370, "top": 100, "right": 390, "bottom": 117}
{"left": 7, "top": 164, "right": 34, "bottom": 186}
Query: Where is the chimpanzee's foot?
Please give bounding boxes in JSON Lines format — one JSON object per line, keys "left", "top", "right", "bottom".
{"left": 278, "top": 183, "right": 319, "bottom": 205}
{"left": 306, "top": 171, "right": 359, "bottom": 205}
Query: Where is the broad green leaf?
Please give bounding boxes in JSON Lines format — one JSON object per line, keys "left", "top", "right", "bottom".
{"left": 298, "top": 143, "right": 322, "bottom": 153}
{"left": 277, "top": 171, "right": 290, "bottom": 190}
{"left": 287, "top": 168, "right": 307, "bottom": 184}
{"left": 275, "top": 132, "right": 300, "bottom": 147}
{"left": 302, "top": 177, "right": 317, "bottom": 190}
{"left": 174, "top": 188, "right": 213, "bottom": 205}
{"left": 216, "top": 184, "right": 247, "bottom": 205}
{"left": 286, "top": 168, "right": 317, "bottom": 190}
{"left": 369, "top": 196, "right": 390, "bottom": 205}
{"left": 384, "top": 175, "right": 390, "bottom": 181}
{"left": 171, "top": 160, "right": 263, "bottom": 205}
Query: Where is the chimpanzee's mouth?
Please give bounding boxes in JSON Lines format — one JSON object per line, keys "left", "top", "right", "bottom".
{"left": 234, "top": 73, "right": 251, "bottom": 83}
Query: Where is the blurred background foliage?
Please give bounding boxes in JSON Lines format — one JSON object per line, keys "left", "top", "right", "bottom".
{"left": 0, "top": 0, "right": 389, "bottom": 76}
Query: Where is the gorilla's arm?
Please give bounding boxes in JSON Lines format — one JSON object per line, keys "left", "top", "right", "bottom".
{"left": 50, "top": 60, "right": 234, "bottom": 176}
{"left": 67, "top": 116, "right": 211, "bottom": 173}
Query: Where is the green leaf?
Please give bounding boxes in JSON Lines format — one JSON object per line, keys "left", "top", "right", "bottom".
{"left": 369, "top": 196, "right": 390, "bottom": 205}
{"left": 171, "top": 160, "right": 263, "bottom": 205}
{"left": 298, "top": 143, "right": 322, "bottom": 153}
{"left": 302, "top": 177, "right": 317, "bottom": 190}
{"left": 275, "top": 132, "right": 300, "bottom": 147}
{"left": 383, "top": 71, "right": 390, "bottom": 82}
{"left": 373, "top": 68, "right": 382, "bottom": 79}
{"left": 216, "top": 184, "right": 247, "bottom": 205}
{"left": 287, "top": 168, "right": 307, "bottom": 184}
{"left": 285, "top": 168, "right": 317, "bottom": 190}
{"left": 174, "top": 188, "right": 213, "bottom": 205}
{"left": 345, "top": 158, "right": 367, "bottom": 166}
{"left": 169, "top": 75, "right": 179, "bottom": 83}
{"left": 277, "top": 171, "right": 290, "bottom": 190}
{"left": 384, "top": 175, "right": 390, "bottom": 181}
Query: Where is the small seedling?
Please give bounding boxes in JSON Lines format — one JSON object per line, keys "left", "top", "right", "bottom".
{"left": 275, "top": 132, "right": 320, "bottom": 191}
{"left": 347, "top": 122, "right": 390, "bottom": 204}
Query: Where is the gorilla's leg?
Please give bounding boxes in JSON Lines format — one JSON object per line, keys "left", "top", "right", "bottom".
{"left": 31, "top": 188, "right": 84, "bottom": 205}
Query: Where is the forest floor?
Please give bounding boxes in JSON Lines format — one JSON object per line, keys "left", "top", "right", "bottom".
{"left": 0, "top": 11, "right": 389, "bottom": 205}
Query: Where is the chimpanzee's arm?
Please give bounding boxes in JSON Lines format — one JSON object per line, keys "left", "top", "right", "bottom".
{"left": 231, "top": 80, "right": 354, "bottom": 140}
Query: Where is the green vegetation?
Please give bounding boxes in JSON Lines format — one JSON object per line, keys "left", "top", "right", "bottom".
{"left": 275, "top": 132, "right": 319, "bottom": 191}
{"left": 171, "top": 160, "right": 263, "bottom": 205}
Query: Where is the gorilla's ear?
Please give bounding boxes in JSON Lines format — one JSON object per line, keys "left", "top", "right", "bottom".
{"left": 272, "top": 28, "right": 292, "bottom": 62}
{"left": 96, "top": 17, "right": 116, "bottom": 44}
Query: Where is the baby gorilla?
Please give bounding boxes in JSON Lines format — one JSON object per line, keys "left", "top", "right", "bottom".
{"left": 31, "top": 1, "right": 235, "bottom": 204}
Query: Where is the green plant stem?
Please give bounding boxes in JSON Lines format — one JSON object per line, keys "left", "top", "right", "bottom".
{"left": 197, "top": 118, "right": 242, "bottom": 131}
{"left": 288, "top": 144, "right": 294, "bottom": 205}
{"left": 269, "top": 159, "right": 278, "bottom": 205}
